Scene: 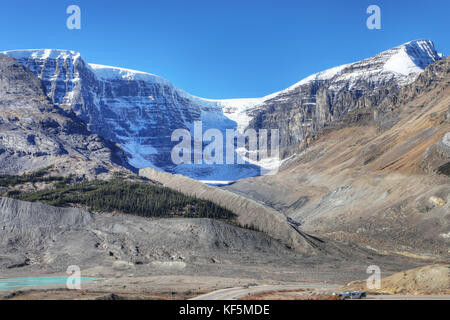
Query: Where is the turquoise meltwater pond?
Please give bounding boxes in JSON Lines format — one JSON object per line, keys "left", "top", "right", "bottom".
{"left": 0, "top": 277, "right": 98, "bottom": 291}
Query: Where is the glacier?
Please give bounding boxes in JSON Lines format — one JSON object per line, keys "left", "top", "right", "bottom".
{"left": 1, "top": 39, "right": 443, "bottom": 182}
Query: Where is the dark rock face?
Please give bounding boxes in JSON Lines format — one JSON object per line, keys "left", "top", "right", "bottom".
{"left": 379, "top": 56, "right": 450, "bottom": 109}
{"left": 246, "top": 40, "right": 442, "bottom": 156}
{"left": 1, "top": 40, "right": 443, "bottom": 179}
{"left": 2, "top": 50, "right": 239, "bottom": 177}
{"left": 0, "top": 54, "right": 130, "bottom": 176}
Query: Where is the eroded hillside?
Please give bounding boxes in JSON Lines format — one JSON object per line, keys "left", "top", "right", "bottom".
{"left": 226, "top": 58, "right": 450, "bottom": 259}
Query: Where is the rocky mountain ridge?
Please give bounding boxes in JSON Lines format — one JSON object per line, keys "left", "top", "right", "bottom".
{"left": 225, "top": 57, "right": 450, "bottom": 258}
{"left": 0, "top": 54, "right": 130, "bottom": 177}
{"left": 1, "top": 40, "right": 443, "bottom": 180}
{"left": 245, "top": 40, "right": 443, "bottom": 156}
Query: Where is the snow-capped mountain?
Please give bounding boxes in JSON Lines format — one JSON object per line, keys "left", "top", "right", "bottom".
{"left": 241, "top": 39, "right": 443, "bottom": 152}
{"left": 214, "top": 40, "right": 442, "bottom": 125}
{"left": 0, "top": 54, "right": 130, "bottom": 177}
{"left": 2, "top": 39, "right": 443, "bottom": 181}
{"left": 1, "top": 49, "right": 249, "bottom": 180}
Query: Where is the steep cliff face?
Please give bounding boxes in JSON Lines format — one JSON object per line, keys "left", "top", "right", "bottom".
{"left": 0, "top": 54, "right": 130, "bottom": 176}
{"left": 246, "top": 40, "right": 442, "bottom": 156}
{"left": 2, "top": 50, "right": 255, "bottom": 180}
{"left": 2, "top": 40, "right": 443, "bottom": 179}
{"left": 89, "top": 64, "right": 249, "bottom": 178}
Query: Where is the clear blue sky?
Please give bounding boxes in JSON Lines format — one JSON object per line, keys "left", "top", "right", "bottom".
{"left": 1, "top": 0, "right": 448, "bottom": 99}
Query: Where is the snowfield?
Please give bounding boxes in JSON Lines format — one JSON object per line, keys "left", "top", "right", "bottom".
{"left": 1, "top": 39, "right": 443, "bottom": 182}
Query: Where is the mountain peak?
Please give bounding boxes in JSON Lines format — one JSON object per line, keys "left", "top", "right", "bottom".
{"left": 382, "top": 39, "right": 441, "bottom": 77}
{"left": 401, "top": 39, "right": 442, "bottom": 64}
{"left": 401, "top": 39, "right": 436, "bottom": 51}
